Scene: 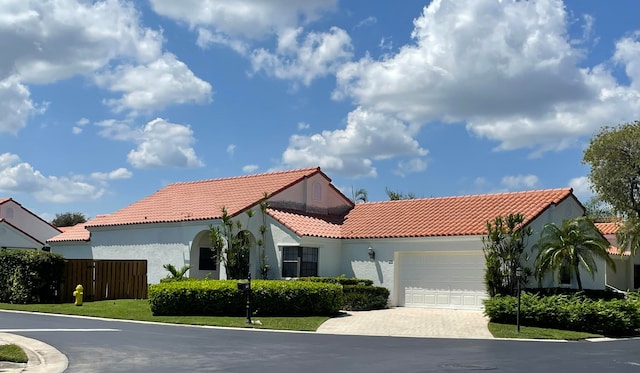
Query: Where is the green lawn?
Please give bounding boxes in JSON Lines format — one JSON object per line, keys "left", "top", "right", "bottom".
{"left": 0, "top": 300, "right": 329, "bottom": 331}
{"left": 0, "top": 344, "right": 28, "bottom": 363}
{"left": 488, "top": 322, "right": 602, "bottom": 340}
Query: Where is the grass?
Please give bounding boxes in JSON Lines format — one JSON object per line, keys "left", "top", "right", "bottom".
{"left": 0, "top": 344, "right": 28, "bottom": 363}
{"left": 0, "top": 300, "right": 329, "bottom": 331}
{"left": 488, "top": 322, "right": 603, "bottom": 340}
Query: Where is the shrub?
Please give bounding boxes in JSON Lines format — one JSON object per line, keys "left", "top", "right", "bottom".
{"left": 342, "top": 285, "right": 389, "bottom": 311}
{"left": 298, "top": 276, "right": 374, "bottom": 286}
{"left": 149, "top": 280, "right": 343, "bottom": 316}
{"left": 484, "top": 292, "right": 640, "bottom": 336}
{"left": 0, "top": 250, "right": 65, "bottom": 304}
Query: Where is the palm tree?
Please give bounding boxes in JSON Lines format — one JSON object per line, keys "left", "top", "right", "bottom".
{"left": 351, "top": 188, "right": 368, "bottom": 203}
{"left": 163, "top": 264, "right": 192, "bottom": 280}
{"left": 533, "top": 216, "right": 615, "bottom": 291}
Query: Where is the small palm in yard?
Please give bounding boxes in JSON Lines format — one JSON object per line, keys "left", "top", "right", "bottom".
{"left": 162, "top": 264, "right": 191, "bottom": 280}
{"left": 534, "top": 216, "right": 615, "bottom": 290}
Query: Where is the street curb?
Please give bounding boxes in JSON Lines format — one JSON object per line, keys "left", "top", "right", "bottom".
{"left": 0, "top": 333, "right": 68, "bottom": 373}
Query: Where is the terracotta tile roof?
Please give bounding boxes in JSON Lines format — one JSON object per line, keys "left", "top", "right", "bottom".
{"left": 48, "top": 222, "right": 91, "bottom": 242}
{"left": 0, "top": 198, "right": 10, "bottom": 204}
{"left": 267, "top": 209, "right": 344, "bottom": 238}
{"left": 86, "top": 167, "right": 323, "bottom": 228}
{"left": 276, "top": 188, "right": 574, "bottom": 239}
{"left": 595, "top": 222, "right": 621, "bottom": 235}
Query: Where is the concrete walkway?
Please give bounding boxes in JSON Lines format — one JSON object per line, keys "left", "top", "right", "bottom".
{"left": 316, "top": 308, "right": 494, "bottom": 339}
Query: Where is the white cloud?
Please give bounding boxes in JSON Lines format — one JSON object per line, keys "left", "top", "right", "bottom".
{"left": 613, "top": 32, "right": 640, "bottom": 90}
{"left": 94, "top": 53, "right": 212, "bottom": 114}
{"left": 196, "top": 28, "right": 250, "bottom": 55}
{"left": 0, "top": 1, "right": 210, "bottom": 132}
{"left": 149, "top": 0, "right": 337, "bottom": 40}
{"left": 354, "top": 16, "right": 377, "bottom": 30}
{"left": 298, "top": 122, "right": 310, "bottom": 130}
{"left": 227, "top": 144, "right": 236, "bottom": 156}
{"left": 127, "top": 118, "right": 204, "bottom": 168}
{"left": 0, "top": 153, "right": 104, "bottom": 203}
{"left": 281, "top": 107, "right": 427, "bottom": 177}
{"left": 251, "top": 27, "right": 353, "bottom": 86}
{"left": 72, "top": 117, "right": 90, "bottom": 134}
{"left": 95, "top": 119, "right": 140, "bottom": 141}
{"left": 568, "top": 176, "right": 593, "bottom": 201}
{"left": 333, "top": 0, "right": 640, "bottom": 155}
{"left": 0, "top": 76, "right": 36, "bottom": 134}
{"left": 0, "top": 0, "right": 162, "bottom": 84}
{"left": 91, "top": 168, "right": 133, "bottom": 181}
{"left": 501, "top": 174, "right": 540, "bottom": 190}
{"left": 394, "top": 158, "right": 427, "bottom": 177}
{"left": 242, "top": 164, "right": 259, "bottom": 173}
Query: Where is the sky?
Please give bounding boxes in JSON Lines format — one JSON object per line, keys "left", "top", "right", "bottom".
{"left": 0, "top": 0, "right": 639, "bottom": 222}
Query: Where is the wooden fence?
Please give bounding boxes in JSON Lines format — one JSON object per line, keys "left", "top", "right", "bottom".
{"left": 60, "top": 259, "right": 148, "bottom": 303}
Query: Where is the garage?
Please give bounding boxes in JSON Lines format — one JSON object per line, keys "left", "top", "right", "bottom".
{"left": 396, "top": 251, "right": 487, "bottom": 310}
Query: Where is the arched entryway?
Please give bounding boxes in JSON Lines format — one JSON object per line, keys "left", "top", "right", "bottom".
{"left": 190, "top": 230, "right": 220, "bottom": 279}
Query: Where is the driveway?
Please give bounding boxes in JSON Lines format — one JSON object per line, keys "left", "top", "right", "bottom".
{"left": 316, "top": 307, "right": 494, "bottom": 339}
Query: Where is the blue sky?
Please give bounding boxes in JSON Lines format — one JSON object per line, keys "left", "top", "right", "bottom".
{"left": 1, "top": 0, "right": 639, "bottom": 222}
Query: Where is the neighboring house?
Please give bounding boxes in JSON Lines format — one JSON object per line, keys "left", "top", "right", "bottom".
{"left": 0, "top": 198, "right": 61, "bottom": 250}
{"left": 596, "top": 222, "right": 640, "bottom": 291}
{"left": 49, "top": 167, "right": 593, "bottom": 309}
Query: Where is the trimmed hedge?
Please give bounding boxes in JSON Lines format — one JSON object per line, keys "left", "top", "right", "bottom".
{"left": 484, "top": 292, "right": 640, "bottom": 336}
{"left": 0, "top": 250, "right": 65, "bottom": 304}
{"left": 342, "top": 285, "right": 389, "bottom": 311}
{"left": 149, "top": 280, "right": 343, "bottom": 316}
{"left": 298, "top": 276, "right": 374, "bottom": 286}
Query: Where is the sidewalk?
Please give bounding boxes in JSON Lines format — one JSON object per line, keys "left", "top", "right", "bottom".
{"left": 0, "top": 333, "right": 67, "bottom": 373}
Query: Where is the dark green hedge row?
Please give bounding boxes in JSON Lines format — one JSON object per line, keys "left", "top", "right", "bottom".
{"left": 0, "top": 250, "right": 65, "bottom": 304}
{"left": 148, "top": 280, "right": 343, "bottom": 316}
{"left": 484, "top": 292, "right": 640, "bottom": 336}
{"left": 342, "top": 285, "right": 389, "bottom": 311}
{"left": 298, "top": 276, "right": 374, "bottom": 286}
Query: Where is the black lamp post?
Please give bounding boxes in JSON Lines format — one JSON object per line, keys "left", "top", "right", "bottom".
{"left": 245, "top": 271, "right": 252, "bottom": 324}
{"left": 237, "top": 271, "right": 252, "bottom": 324}
{"left": 516, "top": 267, "right": 522, "bottom": 333}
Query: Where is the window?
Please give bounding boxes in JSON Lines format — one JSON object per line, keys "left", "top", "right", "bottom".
{"left": 559, "top": 265, "right": 571, "bottom": 285}
{"left": 312, "top": 182, "right": 322, "bottom": 201}
{"left": 282, "top": 247, "right": 318, "bottom": 277}
{"left": 199, "top": 247, "right": 217, "bottom": 271}
{"left": 634, "top": 265, "right": 640, "bottom": 290}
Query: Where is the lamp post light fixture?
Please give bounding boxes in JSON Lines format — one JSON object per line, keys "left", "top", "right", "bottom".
{"left": 368, "top": 247, "right": 375, "bottom": 260}
{"left": 516, "top": 267, "right": 522, "bottom": 333}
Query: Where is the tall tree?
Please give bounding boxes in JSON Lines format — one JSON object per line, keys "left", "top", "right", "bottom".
{"left": 583, "top": 120, "right": 640, "bottom": 254}
{"left": 51, "top": 212, "right": 87, "bottom": 227}
{"left": 482, "top": 213, "right": 532, "bottom": 297}
{"left": 583, "top": 196, "right": 616, "bottom": 222}
{"left": 533, "top": 217, "right": 614, "bottom": 291}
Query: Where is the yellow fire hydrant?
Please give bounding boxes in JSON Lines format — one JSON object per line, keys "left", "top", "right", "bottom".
{"left": 73, "top": 284, "right": 84, "bottom": 306}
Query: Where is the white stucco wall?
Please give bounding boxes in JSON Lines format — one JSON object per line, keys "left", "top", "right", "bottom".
{"left": 339, "top": 236, "right": 484, "bottom": 305}
{"left": 0, "top": 200, "right": 60, "bottom": 247}
{"left": 269, "top": 173, "right": 351, "bottom": 215}
{"left": 521, "top": 196, "right": 607, "bottom": 290}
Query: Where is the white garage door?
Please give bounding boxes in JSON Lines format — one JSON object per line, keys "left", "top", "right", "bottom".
{"left": 396, "top": 251, "right": 488, "bottom": 310}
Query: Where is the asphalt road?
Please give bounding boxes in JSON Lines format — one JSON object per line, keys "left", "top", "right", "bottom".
{"left": 1, "top": 311, "right": 639, "bottom": 372}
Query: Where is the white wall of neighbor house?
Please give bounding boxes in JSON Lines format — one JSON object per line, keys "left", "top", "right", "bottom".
{"left": 607, "top": 256, "right": 630, "bottom": 291}
{"left": 519, "top": 196, "right": 607, "bottom": 290}
{"left": 0, "top": 200, "right": 60, "bottom": 245}
{"left": 0, "top": 222, "right": 43, "bottom": 249}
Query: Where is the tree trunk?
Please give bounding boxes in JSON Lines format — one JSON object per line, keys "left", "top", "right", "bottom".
{"left": 574, "top": 264, "right": 583, "bottom": 291}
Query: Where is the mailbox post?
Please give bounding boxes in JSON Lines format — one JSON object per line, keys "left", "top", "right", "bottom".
{"left": 237, "top": 272, "right": 252, "bottom": 324}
